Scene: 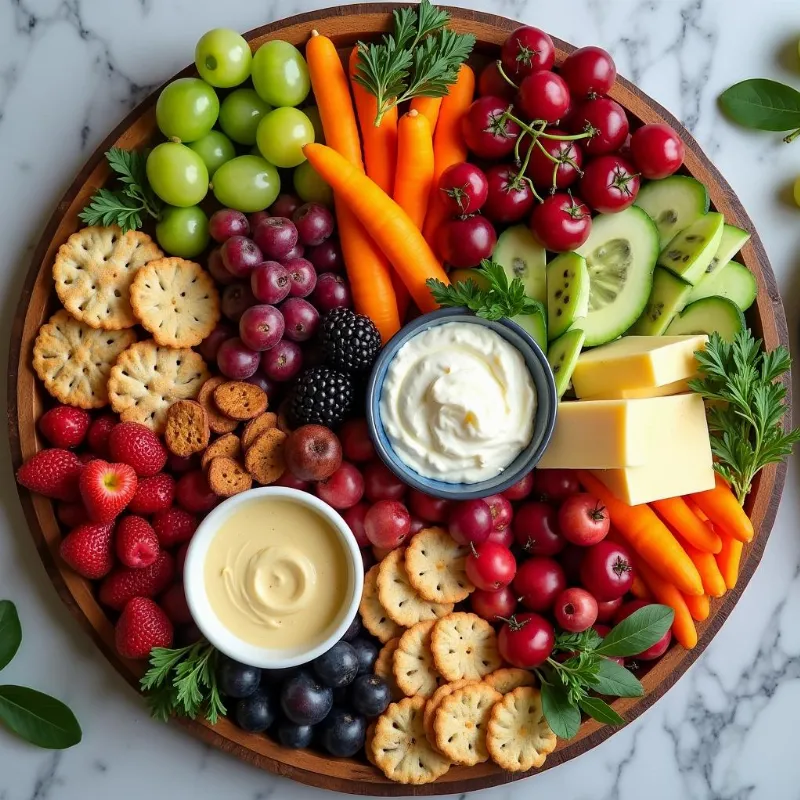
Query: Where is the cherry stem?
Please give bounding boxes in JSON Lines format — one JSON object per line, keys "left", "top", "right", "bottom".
{"left": 784, "top": 127, "right": 800, "bottom": 144}
{"left": 495, "top": 59, "right": 519, "bottom": 90}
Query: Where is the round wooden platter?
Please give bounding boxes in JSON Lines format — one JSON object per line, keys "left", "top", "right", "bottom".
{"left": 7, "top": 3, "right": 790, "bottom": 796}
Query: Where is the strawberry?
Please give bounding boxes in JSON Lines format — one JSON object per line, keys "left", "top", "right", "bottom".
{"left": 127, "top": 473, "right": 176, "bottom": 515}
{"left": 99, "top": 551, "right": 175, "bottom": 610}
{"left": 176, "top": 470, "right": 219, "bottom": 514}
{"left": 16, "top": 448, "right": 83, "bottom": 501}
{"left": 39, "top": 405, "right": 91, "bottom": 449}
{"left": 87, "top": 414, "right": 117, "bottom": 459}
{"left": 56, "top": 501, "right": 90, "bottom": 528}
{"left": 79, "top": 460, "right": 138, "bottom": 523}
{"left": 115, "top": 597, "right": 173, "bottom": 660}
{"left": 176, "top": 541, "right": 190, "bottom": 576}
{"left": 77, "top": 453, "right": 97, "bottom": 464}
{"left": 167, "top": 453, "right": 196, "bottom": 473}
{"left": 159, "top": 583, "right": 193, "bottom": 626}
{"left": 59, "top": 522, "right": 115, "bottom": 579}
{"left": 115, "top": 516, "right": 160, "bottom": 569}
{"left": 151, "top": 507, "right": 198, "bottom": 549}
{"left": 108, "top": 422, "right": 167, "bottom": 477}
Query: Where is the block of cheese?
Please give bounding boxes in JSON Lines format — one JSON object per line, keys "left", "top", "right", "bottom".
{"left": 590, "top": 393, "right": 714, "bottom": 504}
{"left": 580, "top": 378, "right": 691, "bottom": 401}
{"left": 572, "top": 335, "right": 707, "bottom": 400}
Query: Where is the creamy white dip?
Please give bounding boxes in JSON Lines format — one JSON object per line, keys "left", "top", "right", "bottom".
{"left": 380, "top": 322, "right": 536, "bottom": 484}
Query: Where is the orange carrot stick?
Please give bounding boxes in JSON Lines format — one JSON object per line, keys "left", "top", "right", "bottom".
{"left": 422, "top": 64, "right": 475, "bottom": 253}
{"left": 715, "top": 534, "right": 744, "bottom": 590}
{"left": 683, "top": 592, "right": 710, "bottom": 623}
{"left": 636, "top": 560, "right": 698, "bottom": 649}
{"left": 651, "top": 496, "right": 722, "bottom": 554}
{"left": 305, "top": 32, "right": 400, "bottom": 341}
{"left": 673, "top": 533, "right": 727, "bottom": 598}
{"left": 690, "top": 474, "right": 754, "bottom": 543}
{"left": 577, "top": 472, "right": 703, "bottom": 597}
{"left": 349, "top": 48, "right": 398, "bottom": 196}
{"left": 685, "top": 498, "right": 708, "bottom": 522}
{"left": 630, "top": 573, "right": 653, "bottom": 601}
{"left": 410, "top": 96, "right": 442, "bottom": 134}
{"left": 304, "top": 143, "right": 450, "bottom": 314}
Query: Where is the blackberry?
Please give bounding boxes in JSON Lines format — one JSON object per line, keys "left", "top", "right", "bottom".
{"left": 321, "top": 309, "right": 382, "bottom": 373}
{"left": 289, "top": 366, "right": 355, "bottom": 428}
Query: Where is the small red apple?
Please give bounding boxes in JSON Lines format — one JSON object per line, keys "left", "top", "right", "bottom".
{"left": 284, "top": 425, "right": 343, "bottom": 481}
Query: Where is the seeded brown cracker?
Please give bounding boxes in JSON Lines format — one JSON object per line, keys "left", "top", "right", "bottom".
{"left": 484, "top": 667, "right": 536, "bottom": 695}
{"left": 393, "top": 620, "right": 441, "bottom": 699}
{"left": 33, "top": 310, "right": 136, "bottom": 409}
{"left": 433, "top": 682, "right": 501, "bottom": 766}
{"left": 359, "top": 565, "right": 403, "bottom": 644}
{"left": 374, "top": 638, "right": 402, "bottom": 700}
{"left": 53, "top": 225, "right": 163, "bottom": 330}
{"left": 213, "top": 381, "right": 268, "bottom": 420}
{"left": 243, "top": 428, "right": 287, "bottom": 484}
{"left": 107, "top": 340, "right": 209, "bottom": 433}
{"left": 431, "top": 612, "right": 502, "bottom": 682}
{"left": 372, "top": 697, "right": 451, "bottom": 785}
{"left": 164, "top": 400, "right": 210, "bottom": 457}
{"left": 405, "top": 527, "right": 474, "bottom": 604}
{"left": 241, "top": 412, "right": 278, "bottom": 450}
{"left": 486, "top": 686, "right": 556, "bottom": 772}
{"left": 130, "top": 257, "right": 220, "bottom": 348}
{"left": 201, "top": 433, "right": 242, "bottom": 470}
{"left": 377, "top": 548, "right": 453, "bottom": 628}
{"left": 197, "top": 376, "right": 237, "bottom": 434}
{"left": 208, "top": 456, "right": 253, "bottom": 497}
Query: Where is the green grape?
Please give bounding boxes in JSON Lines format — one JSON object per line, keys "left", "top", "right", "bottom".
{"left": 251, "top": 40, "right": 310, "bottom": 107}
{"left": 146, "top": 142, "right": 209, "bottom": 207}
{"left": 188, "top": 130, "right": 236, "bottom": 176}
{"left": 219, "top": 88, "right": 272, "bottom": 145}
{"left": 195, "top": 28, "right": 252, "bottom": 88}
{"left": 156, "top": 78, "right": 219, "bottom": 143}
{"left": 156, "top": 205, "right": 210, "bottom": 257}
{"left": 302, "top": 105, "right": 325, "bottom": 144}
{"left": 256, "top": 107, "right": 314, "bottom": 169}
{"left": 293, "top": 160, "right": 333, "bottom": 206}
{"left": 211, "top": 155, "right": 280, "bottom": 212}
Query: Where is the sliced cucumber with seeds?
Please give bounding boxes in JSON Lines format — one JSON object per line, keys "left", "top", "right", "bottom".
{"left": 547, "top": 328, "right": 585, "bottom": 399}
{"left": 685, "top": 260, "right": 757, "bottom": 311}
{"left": 665, "top": 296, "right": 745, "bottom": 341}
{"left": 634, "top": 175, "right": 710, "bottom": 247}
{"left": 628, "top": 267, "right": 693, "bottom": 335}
{"left": 514, "top": 304, "right": 548, "bottom": 353}
{"left": 546, "top": 252, "right": 589, "bottom": 341}
{"left": 704, "top": 223, "right": 751, "bottom": 279}
{"left": 657, "top": 211, "right": 724, "bottom": 285}
{"left": 574, "top": 206, "right": 659, "bottom": 347}
{"left": 493, "top": 225, "right": 547, "bottom": 303}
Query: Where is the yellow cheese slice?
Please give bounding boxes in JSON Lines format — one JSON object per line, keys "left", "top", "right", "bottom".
{"left": 579, "top": 378, "right": 690, "bottom": 401}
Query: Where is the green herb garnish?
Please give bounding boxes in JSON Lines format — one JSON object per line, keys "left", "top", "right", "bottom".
{"left": 688, "top": 330, "right": 800, "bottom": 504}
{"left": 354, "top": 0, "right": 475, "bottom": 126}
{"left": 79, "top": 147, "right": 162, "bottom": 232}
{"left": 141, "top": 639, "right": 226, "bottom": 724}
{"left": 719, "top": 78, "right": 800, "bottom": 144}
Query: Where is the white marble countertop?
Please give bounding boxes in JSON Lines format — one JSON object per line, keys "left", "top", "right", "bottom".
{"left": 1, "top": 0, "right": 799, "bottom": 798}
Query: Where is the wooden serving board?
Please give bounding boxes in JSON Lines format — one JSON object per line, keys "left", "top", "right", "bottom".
{"left": 7, "top": 4, "right": 790, "bottom": 796}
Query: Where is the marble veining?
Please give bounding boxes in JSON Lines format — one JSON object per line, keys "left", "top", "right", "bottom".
{"left": 1, "top": 0, "right": 800, "bottom": 798}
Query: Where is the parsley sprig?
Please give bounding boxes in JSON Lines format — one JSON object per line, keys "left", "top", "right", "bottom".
{"left": 141, "top": 640, "right": 226, "bottom": 724}
{"left": 427, "top": 259, "right": 544, "bottom": 321}
{"left": 688, "top": 330, "right": 800, "bottom": 504}
{"left": 79, "top": 148, "right": 162, "bottom": 233}
{"left": 354, "top": 0, "right": 475, "bottom": 126}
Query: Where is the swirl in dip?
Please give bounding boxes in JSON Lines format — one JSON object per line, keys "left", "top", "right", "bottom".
{"left": 380, "top": 321, "right": 537, "bottom": 484}
{"left": 203, "top": 497, "right": 349, "bottom": 650}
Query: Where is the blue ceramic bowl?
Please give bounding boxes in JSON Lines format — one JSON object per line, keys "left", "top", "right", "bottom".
{"left": 366, "top": 308, "right": 557, "bottom": 501}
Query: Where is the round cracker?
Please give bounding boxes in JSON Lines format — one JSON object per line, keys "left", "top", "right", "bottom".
{"left": 201, "top": 433, "right": 242, "bottom": 470}
{"left": 208, "top": 456, "right": 253, "bottom": 497}
{"left": 393, "top": 620, "right": 440, "bottom": 699}
{"left": 241, "top": 412, "right": 278, "bottom": 450}
{"left": 405, "top": 527, "right": 474, "bottom": 604}
{"left": 359, "top": 565, "right": 403, "bottom": 644}
{"left": 197, "top": 376, "right": 238, "bottom": 434}
{"left": 164, "top": 399, "right": 210, "bottom": 457}
{"left": 374, "top": 638, "right": 402, "bottom": 700}
{"left": 423, "top": 679, "right": 475, "bottom": 745}
{"left": 243, "top": 428, "right": 287, "bottom": 484}
{"left": 213, "top": 380, "right": 268, "bottom": 420}
{"left": 433, "top": 683, "right": 501, "bottom": 766}
{"left": 484, "top": 667, "right": 536, "bottom": 695}
{"left": 430, "top": 612, "right": 502, "bottom": 682}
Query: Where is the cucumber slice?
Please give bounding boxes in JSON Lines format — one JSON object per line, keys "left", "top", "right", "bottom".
{"left": 547, "top": 328, "right": 585, "bottom": 399}
{"left": 493, "top": 225, "right": 547, "bottom": 303}
{"left": 665, "top": 296, "right": 745, "bottom": 341}
{"left": 514, "top": 304, "right": 548, "bottom": 353}
{"left": 704, "top": 223, "right": 751, "bottom": 279}
{"left": 657, "top": 211, "right": 724, "bottom": 285}
{"left": 628, "top": 267, "right": 693, "bottom": 335}
{"left": 685, "top": 260, "right": 757, "bottom": 311}
{"left": 634, "top": 175, "right": 710, "bottom": 247}
{"left": 574, "top": 206, "right": 659, "bottom": 347}
{"left": 546, "top": 252, "right": 589, "bottom": 341}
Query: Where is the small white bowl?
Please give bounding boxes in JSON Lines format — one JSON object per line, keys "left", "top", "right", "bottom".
{"left": 183, "top": 487, "right": 363, "bottom": 669}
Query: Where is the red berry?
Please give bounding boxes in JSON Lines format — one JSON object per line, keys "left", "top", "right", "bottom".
{"left": 338, "top": 418, "right": 376, "bottom": 463}
{"left": 127, "top": 473, "right": 176, "bottom": 515}
{"left": 175, "top": 470, "right": 219, "bottom": 514}
{"left": 159, "top": 583, "right": 193, "bottom": 626}
{"left": 56, "top": 501, "right": 90, "bottom": 529}
{"left": 167, "top": 453, "right": 196, "bottom": 473}
{"left": 151, "top": 507, "right": 198, "bottom": 549}
{"left": 465, "top": 541, "right": 517, "bottom": 591}
{"left": 341, "top": 502, "right": 370, "bottom": 548}
{"left": 108, "top": 422, "right": 167, "bottom": 477}
{"left": 364, "top": 500, "right": 411, "bottom": 549}
{"left": 77, "top": 453, "right": 97, "bottom": 464}
{"left": 16, "top": 448, "right": 83, "bottom": 502}
{"left": 59, "top": 522, "right": 115, "bottom": 579}
{"left": 115, "top": 597, "right": 173, "bottom": 660}
{"left": 99, "top": 551, "right": 176, "bottom": 611}
{"left": 87, "top": 414, "right": 117, "bottom": 459}
{"left": 176, "top": 542, "right": 190, "bottom": 576}
{"left": 38, "top": 405, "right": 91, "bottom": 449}
{"left": 79, "top": 459, "right": 138, "bottom": 523}
{"left": 115, "top": 516, "right": 160, "bottom": 569}
{"left": 408, "top": 490, "right": 451, "bottom": 524}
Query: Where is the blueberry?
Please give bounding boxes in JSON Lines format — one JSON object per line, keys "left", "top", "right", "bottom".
{"left": 350, "top": 674, "right": 391, "bottom": 718}
{"left": 234, "top": 689, "right": 276, "bottom": 732}
{"left": 217, "top": 658, "right": 261, "bottom": 698}
{"left": 280, "top": 671, "right": 333, "bottom": 726}
{"left": 319, "top": 708, "right": 366, "bottom": 757}
{"left": 313, "top": 641, "right": 359, "bottom": 688}
{"left": 277, "top": 720, "right": 315, "bottom": 749}
{"left": 341, "top": 614, "right": 362, "bottom": 642}
{"left": 349, "top": 637, "right": 379, "bottom": 675}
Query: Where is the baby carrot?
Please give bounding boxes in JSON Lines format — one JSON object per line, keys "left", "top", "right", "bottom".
{"left": 636, "top": 560, "right": 698, "bottom": 649}
{"left": 410, "top": 96, "right": 442, "bottom": 134}
{"left": 630, "top": 573, "right": 653, "bottom": 601}
{"left": 651, "top": 496, "right": 722, "bottom": 553}
{"left": 715, "top": 534, "right": 744, "bottom": 590}
{"left": 690, "top": 474, "right": 754, "bottom": 543}
{"left": 394, "top": 110, "right": 435, "bottom": 230}
{"left": 577, "top": 472, "right": 703, "bottom": 597}
{"left": 683, "top": 592, "right": 710, "bottom": 623}
{"left": 673, "top": 533, "right": 727, "bottom": 598}
{"left": 303, "top": 143, "right": 450, "bottom": 314}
